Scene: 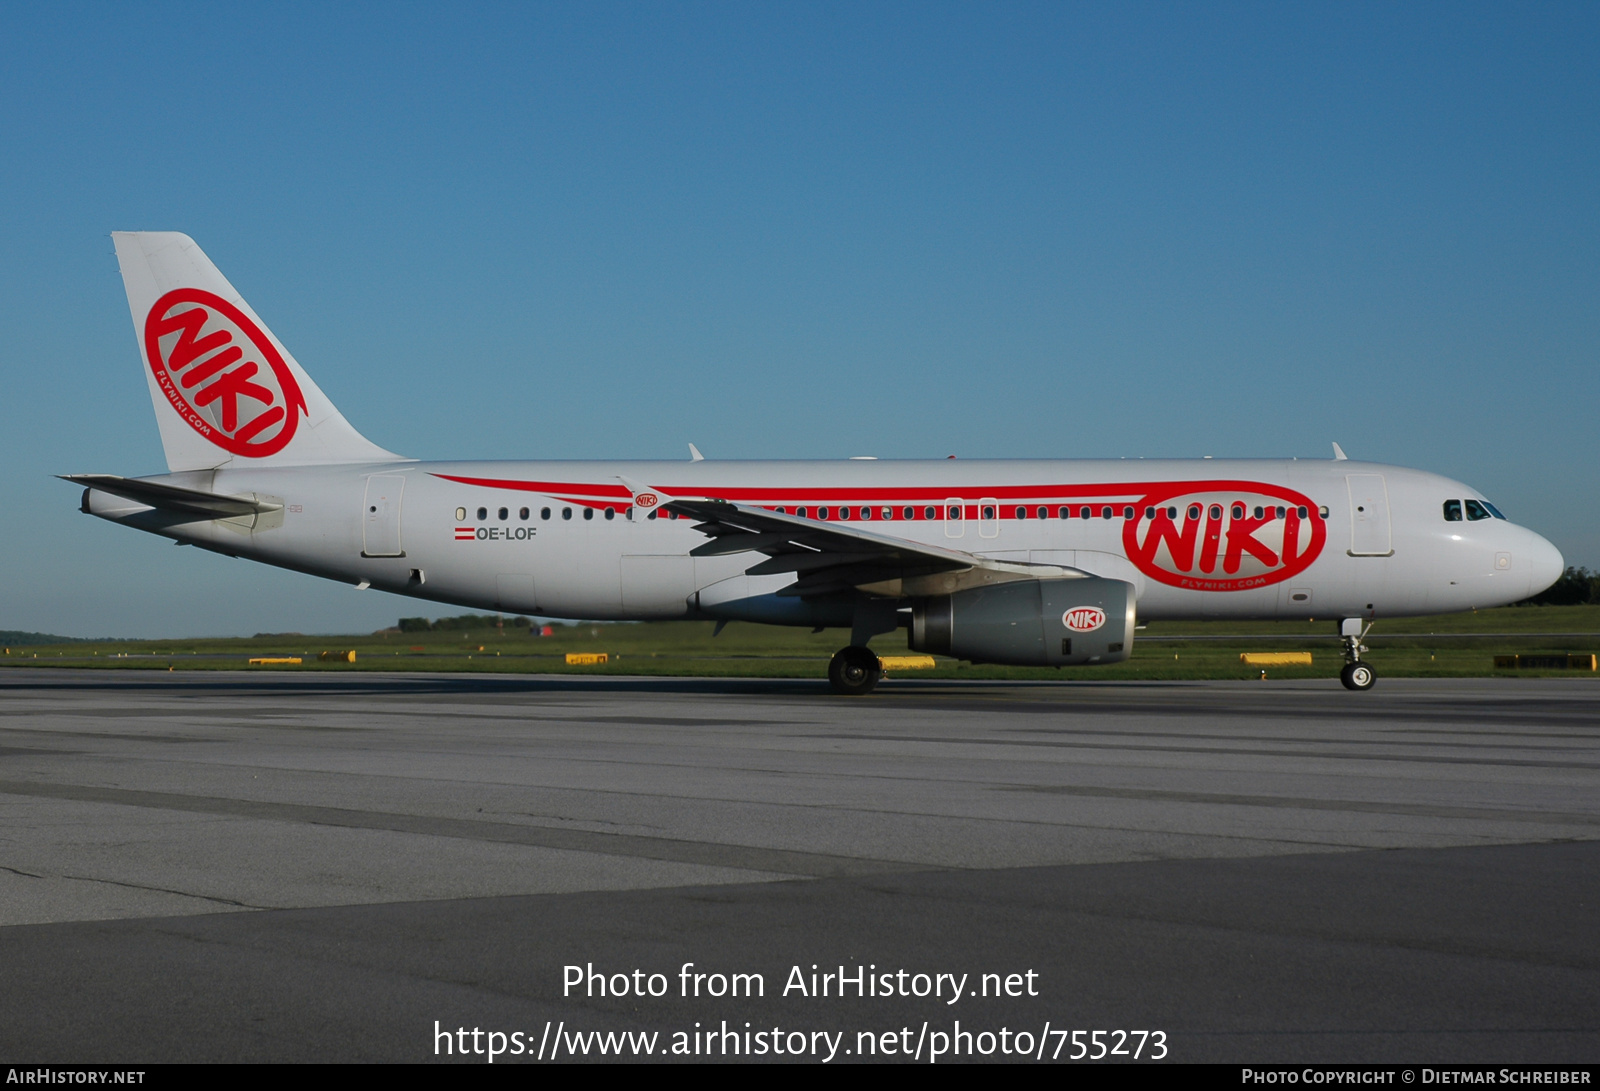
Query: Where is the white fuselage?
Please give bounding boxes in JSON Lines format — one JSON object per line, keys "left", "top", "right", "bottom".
{"left": 84, "top": 456, "right": 1564, "bottom": 626}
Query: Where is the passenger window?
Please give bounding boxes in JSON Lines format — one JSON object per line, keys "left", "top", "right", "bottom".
{"left": 1276, "top": 506, "right": 1285, "bottom": 518}
{"left": 1188, "top": 505, "right": 1201, "bottom": 521}
{"left": 1123, "top": 506, "right": 1134, "bottom": 520}
{"left": 1168, "top": 507, "right": 1178, "bottom": 519}
{"left": 1465, "top": 499, "right": 1492, "bottom": 521}
{"left": 921, "top": 506, "right": 933, "bottom": 519}
{"left": 1016, "top": 506, "right": 1027, "bottom": 519}
{"left": 1443, "top": 499, "right": 1463, "bottom": 522}
{"left": 1038, "top": 507, "right": 1048, "bottom": 520}
{"left": 541, "top": 507, "right": 551, "bottom": 520}
{"left": 477, "top": 507, "right": 487, "bottom": 521}
{"left": 562, "top": 507, "right": 572, "bottom": 520}
{"left": 982, "top": 505, "right": 996, "bottom": 520}
{"left": 820, "top": 507, "right": 830, "bottom": 520}
{"left": 1144, "top": 507, "right": 1155, "bottom": 519}
{"left": 1253, "top": 506, "right": 1264, "bottom": 519}
{"left": 498, "top": 507, "right": 508, "bottom": 520}
{"left": 583, "top": 508, "right": 594, "bottom": 521}
{"left": 647, "top": 510, "right": 657, "bottom": 520}
{"left": 1101, "top": 506, "right": 1112, "bottom": 519}
{"left": 1058, "top": 507, "right": 1069, "bottom": 519}
{"left": 519, "top": 507, "right": 529, "bottom": 520}
{"left": 797, "top": 507, "right": 808, "bottom": 518}
{"left": 1296, "top": 506, "right": 1307, "bottom": 519}
{"left": 604, "top": 507, "right": 615, "bottom": 520}
{"left": 948, "top": 506, "right": 961, "bottom": 520}
{"left": 1082, "top": 507, "right": 1092, "bottom": 520}
{"left": 1231, "top": 504, "right": 1244, "bottom": 520}
{"left": 775, "top": 506, "right": 786, "bottom": 514}
{"left": 455, "top": 507, "right": 467, "bottom": 521}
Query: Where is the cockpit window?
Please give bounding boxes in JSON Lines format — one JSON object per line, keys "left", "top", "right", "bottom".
{"left": 1464, "top": 499, "right": 1492, "bottom": 521}
{"left": 1443, "top": 499, "right": 1462, "bottom": 522}
{"left": 1483, "top": 501, "right": 1507, "bottom": 520}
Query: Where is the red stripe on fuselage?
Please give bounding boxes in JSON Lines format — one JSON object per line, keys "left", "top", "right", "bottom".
{"left": 430, "top": 472, "right": 1152, "bottom": 505}
{"left": 429, "top": 474, "right": 1308, "bottom": 516}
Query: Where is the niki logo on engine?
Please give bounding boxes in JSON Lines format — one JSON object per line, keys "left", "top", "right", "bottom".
{"left": 144, "top": 289, "right": 308, "bottom": 457}
{"left": 1121, "top": 481, "right": 1327, "bottom": 592}
{"left": 1062, "top": 607, "right": 1107, "bottom": 632}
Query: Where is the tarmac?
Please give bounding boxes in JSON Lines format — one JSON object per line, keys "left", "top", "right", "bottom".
{"left": 0, "top": 669, "right": 1596, "bottom": 1063}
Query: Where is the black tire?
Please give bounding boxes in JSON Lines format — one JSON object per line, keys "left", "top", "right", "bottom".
{"left": 828, "top": 646, "right": 882, "bottom": 696}
{"left": 1340, "top": 662, "right": 1377, "bottom": 691}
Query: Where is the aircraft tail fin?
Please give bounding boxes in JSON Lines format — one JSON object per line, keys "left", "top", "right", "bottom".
{"left": 111, "top": 232, "right": 403, "bottom": 472}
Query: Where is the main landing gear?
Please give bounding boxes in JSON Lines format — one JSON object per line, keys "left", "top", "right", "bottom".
{"left": 828, "top": 646, "right": 882, "bottom": 696}
{"left": 1339, "top": 618, "right": 1377, "bottom": 691}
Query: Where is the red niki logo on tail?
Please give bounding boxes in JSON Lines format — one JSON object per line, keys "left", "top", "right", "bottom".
{"left": 1122, "top": 481, "right": 1327, "bottom": 592}
{"left": 143, "top": 289, "right": 307, "bottom": 457}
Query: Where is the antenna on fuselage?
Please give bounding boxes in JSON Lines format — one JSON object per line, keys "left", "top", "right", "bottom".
{"left": 1331, "top": 442, "right": 1349, "bottom": 461}
{"left": 688, "top": 443, "right": 705, "bottom": 462}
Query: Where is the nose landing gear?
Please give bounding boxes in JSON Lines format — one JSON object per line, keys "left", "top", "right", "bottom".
{"left": 1339, "top": 618, "right": 1377, "bottom": 690}
{"left": 1339, "top": 661, "right": 1376, "bottom": 690}
{"left": 828, "top": 645, "right": 883, "bottom": 695}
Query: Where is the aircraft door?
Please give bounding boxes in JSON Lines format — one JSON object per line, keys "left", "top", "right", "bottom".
{"left": 1346, "top": 474, "right": 1392, "bottom": 556}
{"left": 362, "top": 474, "right": 406, "bottom": 557}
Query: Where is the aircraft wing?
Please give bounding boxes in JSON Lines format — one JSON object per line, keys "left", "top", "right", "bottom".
{"left": 659, "top": 495, "right": 1080, "bottom": 597}
{"left": 60, "top": 474, "right": 281, "bottom": 519}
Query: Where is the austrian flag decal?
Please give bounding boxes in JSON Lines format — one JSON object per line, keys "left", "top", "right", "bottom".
{"left": 144, "top": 288, "right": 307, "bottom": 457}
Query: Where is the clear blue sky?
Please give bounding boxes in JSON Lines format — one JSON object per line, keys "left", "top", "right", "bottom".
{"left": 2, "top": 2, "right": 1596, "bottom": 637}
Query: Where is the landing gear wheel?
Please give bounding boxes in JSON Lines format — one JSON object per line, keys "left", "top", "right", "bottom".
{"left": 1340, "top": 662, "right": 1376, "bottom": 691}
{"left": 828, "top": 646, "right": 882, "bottom": 696}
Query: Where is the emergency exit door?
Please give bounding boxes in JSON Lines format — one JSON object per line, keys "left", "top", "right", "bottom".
{"left": 362, "top": 474, "right": 406, "bottom": 557}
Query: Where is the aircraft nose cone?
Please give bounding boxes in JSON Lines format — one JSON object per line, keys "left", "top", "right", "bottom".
{"left": 1524, "top": 530, "right": 1565, "bottom": 598}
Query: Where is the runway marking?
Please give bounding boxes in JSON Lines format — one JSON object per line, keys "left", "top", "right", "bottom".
{"left": 999, "top": 783, "right": 1600, "bottom": 827}
{"left": 870, "top": 694, "right": 1600, "bottom": 728}
{"left": 0, "top": 729, "right": 208, "bottom": 744}
{"left": 0, "top": 708, "right": 806, "bottom": 729}
{"left": 809, "top": 733, "right": 1600, "bottom": 770}
{"left": 1003, "top": 725, "right": 1600, "bottom": 752}
{"left": 0, "top": 779, "right": 920, "bottom": 880}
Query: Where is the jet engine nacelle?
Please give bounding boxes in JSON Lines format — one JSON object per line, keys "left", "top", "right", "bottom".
{"left": 908, "top": 577, "right": 1136, "bottom": 666}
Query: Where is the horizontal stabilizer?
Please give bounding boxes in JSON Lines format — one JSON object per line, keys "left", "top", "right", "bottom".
{"left": 60, "top": 475, "right": 280, "bottom": 519}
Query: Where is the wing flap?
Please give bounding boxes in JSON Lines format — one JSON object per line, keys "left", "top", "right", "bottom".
{"left": 613, "top": 480, "right": 1088, "bottom": 599}
{"left": 657, "top": 495, "right": 1085, "bottom": 597}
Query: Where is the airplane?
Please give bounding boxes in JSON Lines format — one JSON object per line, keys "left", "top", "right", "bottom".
{"left": 65, "top": 232, "right": 1565, "bottom": 694}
